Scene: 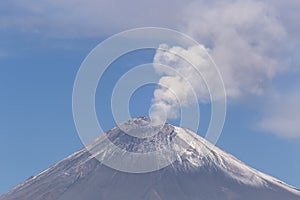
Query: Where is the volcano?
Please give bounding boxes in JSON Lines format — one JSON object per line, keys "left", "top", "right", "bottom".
{"left": 1, "top": 117, "right": 300, "bottom": 200}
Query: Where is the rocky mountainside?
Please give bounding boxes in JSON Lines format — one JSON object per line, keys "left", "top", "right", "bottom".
{"left": 1, "top": 117, "right": 300, "bottom": 200}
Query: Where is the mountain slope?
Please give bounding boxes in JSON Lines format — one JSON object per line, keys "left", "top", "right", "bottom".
{"left": 1, "top": 117, "right": 300, "bottom": 200}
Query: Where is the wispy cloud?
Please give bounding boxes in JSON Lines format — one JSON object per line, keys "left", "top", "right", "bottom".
{"left": 1, "top": 0, "right": 300, "bottom": 42}
{"left": 260, "top": 89, "right": 300, "bottom": 138}
{"left": 0, "top": 0, "right": 190, "bottom": 37}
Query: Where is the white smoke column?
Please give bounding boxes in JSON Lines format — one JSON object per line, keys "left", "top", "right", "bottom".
{"left": 150, "top": 44, "right": 217, "bottom": 123}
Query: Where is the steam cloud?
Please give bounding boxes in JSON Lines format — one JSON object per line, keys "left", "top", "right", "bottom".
{"left": 151, "top": 0, "right": 289, "bottom": 121}
{"left": 150, "top": 44, "right": 215, "bottom": 122}
{"left": 260, "top": 90, "right": 300, "bottom": 138}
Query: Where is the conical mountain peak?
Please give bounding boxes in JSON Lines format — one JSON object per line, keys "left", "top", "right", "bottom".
{"left": 1, "top": 118, "right": 300, "bottom": 200}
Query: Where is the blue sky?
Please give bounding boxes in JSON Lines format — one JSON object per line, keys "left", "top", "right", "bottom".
{"left": 1, "top": 0, "right": 300, "bottom": 195}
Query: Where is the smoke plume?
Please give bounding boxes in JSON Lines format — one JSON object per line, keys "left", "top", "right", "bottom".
{"left": 151, "top": 0, "right": 289, "bottom": 122}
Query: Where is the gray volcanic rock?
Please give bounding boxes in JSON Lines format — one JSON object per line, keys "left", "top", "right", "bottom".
{"left": 1, "top": 117, "right": 300, "bottom": 200}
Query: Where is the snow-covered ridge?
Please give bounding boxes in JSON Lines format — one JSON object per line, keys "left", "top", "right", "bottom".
{"left": 1, "top": 117, "right": 299, "bottom": 200}
{"left": 102, "top": 117, "right": 299, "bottom": 193}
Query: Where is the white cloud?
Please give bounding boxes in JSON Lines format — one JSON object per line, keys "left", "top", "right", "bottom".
{"left": 0, "top": 0, "right": 190, "bottom": 37}
{"left": 1, "top": 0, "right": 300, "bottom": 43}
{"left": 260, "top": 90, "right": 300, "bottom": 138}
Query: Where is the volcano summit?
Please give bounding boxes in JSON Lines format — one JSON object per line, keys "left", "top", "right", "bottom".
{"left": 1, "top": 117, "right": 300, "bottom": 200}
